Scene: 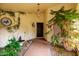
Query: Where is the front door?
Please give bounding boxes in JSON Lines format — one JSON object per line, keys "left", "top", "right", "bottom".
{"left": 37, "top": 23, "right": 43, "bottom": 37}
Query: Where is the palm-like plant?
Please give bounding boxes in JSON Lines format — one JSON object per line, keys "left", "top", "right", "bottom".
{"left": 47, "top": 6, "right": 79, "bottom": 45}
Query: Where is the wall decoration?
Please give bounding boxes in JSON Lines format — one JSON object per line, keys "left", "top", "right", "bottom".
{"left": 0, "top": 9, "right": 26, "bottom": 17}
{"left": 0, "top": 17, "right": 12, "bottom": 26}
{"left": 6, "top": 16, "right": 20, "bottom": 32}
{"left": 0, "top": 9, "right": 26, "bottom": 32}
{"left": 32, "top": 22, "right": 35, "bottom": 27}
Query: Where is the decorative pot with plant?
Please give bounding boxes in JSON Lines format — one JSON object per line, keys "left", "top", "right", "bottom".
{"left": 46, "top": 6, "right": 79, "bottom": 51}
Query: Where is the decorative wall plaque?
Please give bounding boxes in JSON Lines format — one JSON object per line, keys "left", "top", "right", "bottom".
{"left": 0, "top": 17, "right": 12, "bottom": 26}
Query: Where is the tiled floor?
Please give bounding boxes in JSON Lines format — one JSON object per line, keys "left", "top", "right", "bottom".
{"left": 22, "top": 38, "right": 76, "bottom": 56}
{"left": 24, "top": 39, "right": 51, "bottom": 56}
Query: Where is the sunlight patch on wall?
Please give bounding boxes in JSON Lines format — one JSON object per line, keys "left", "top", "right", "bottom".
{"left": 73, "top": 20, "right": 79, "bottom": 32}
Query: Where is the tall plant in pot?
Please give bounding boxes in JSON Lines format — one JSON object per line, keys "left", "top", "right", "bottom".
{"left": 46, "top": 7, "right": 79, "bottom": 51}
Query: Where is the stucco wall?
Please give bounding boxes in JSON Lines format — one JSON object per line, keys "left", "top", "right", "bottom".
{"left": 0, "top": 12, "right": 46, "bottom": 47}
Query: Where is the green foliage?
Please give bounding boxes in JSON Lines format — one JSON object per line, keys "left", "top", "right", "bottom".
{"left": 51, "top": 35, "right": 59, "bottom": 45}
{"left": 48, "top": 7, "right": 79, "bottom": 25}
{"left": 0, "top": 37, "right": 21, "bottom": 56}
{"left": 46, "top": 6, "right": 79, "bottom": 45}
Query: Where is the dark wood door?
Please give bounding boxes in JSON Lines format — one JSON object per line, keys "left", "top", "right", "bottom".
{"left": 37, "top": 23, "right": 43, "bottom": 37}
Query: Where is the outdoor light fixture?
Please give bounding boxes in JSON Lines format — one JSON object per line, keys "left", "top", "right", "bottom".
{"left": 37, "top": 3, "right": 40, "bottom": 18}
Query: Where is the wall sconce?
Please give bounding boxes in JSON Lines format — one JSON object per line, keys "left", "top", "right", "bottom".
{"left": 32, "top": 22, "right": 35, "bottom": 27}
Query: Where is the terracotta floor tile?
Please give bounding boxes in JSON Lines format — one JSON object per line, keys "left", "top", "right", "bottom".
{"left": 24, "top": 39, "right": 51, "bottom": 56}
{"left": 23, "top": 39, "right": 76, "bottom": 56}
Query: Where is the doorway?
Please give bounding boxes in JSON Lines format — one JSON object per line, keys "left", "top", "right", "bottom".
{"left": 36, "top": 23, "right": 43, "bottom": 37}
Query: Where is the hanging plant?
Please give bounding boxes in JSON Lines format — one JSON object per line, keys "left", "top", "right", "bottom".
{"left": 46, "top": 6, "right": 79, "bottom": 46}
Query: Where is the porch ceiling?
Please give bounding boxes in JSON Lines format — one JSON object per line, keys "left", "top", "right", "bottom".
{"left": 0, "top": 3, "right": 77, "bottom": 13}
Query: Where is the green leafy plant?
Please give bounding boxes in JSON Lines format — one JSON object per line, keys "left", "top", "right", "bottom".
{"left": 0, "top": 37, "right": 21, "bottom": 56}
{"left": 46, "top": 6, "right": 79, "bottom": 45}
{"left": 51, "top": 35, "right": 60, "bottom": 45}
